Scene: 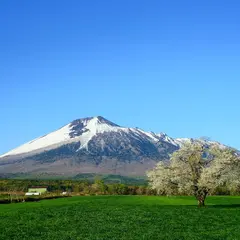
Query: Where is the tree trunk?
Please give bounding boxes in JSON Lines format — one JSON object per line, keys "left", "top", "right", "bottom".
{"left": 196, "top": 191, "right": 207, "bottom": 207}
{"left": 194, "top": 187, "right": 208, "bottom": 207}
{"left": 197, "top": 197, "right": 205, "bottom": 207}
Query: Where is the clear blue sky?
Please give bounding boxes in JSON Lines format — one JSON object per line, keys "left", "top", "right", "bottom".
{"left": 1, "top": 0, "right": 240, "bottom": 154}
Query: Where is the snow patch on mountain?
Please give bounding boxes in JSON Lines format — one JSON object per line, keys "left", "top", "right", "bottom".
{"left": 0, "top": 124, "right": 72, "bottom": 158}
{"left": 134, "top": 128, "right": 159, "bottom": 142}
{"left": 156, "top": 133, "right": 179, "bottom": 146}
{"left": 76, "top": 117, "right": 127, "bottom": 150}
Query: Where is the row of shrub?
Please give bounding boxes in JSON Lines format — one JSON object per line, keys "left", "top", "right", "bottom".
{"left": 0, "top": 194, "right": 71, "bottom": 204}
{"left": 1, "top": 178, "right": 239, "bottom": 197}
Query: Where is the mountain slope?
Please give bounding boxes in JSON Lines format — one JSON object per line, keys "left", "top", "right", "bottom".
{"left": 0, "top": 116, "right": 228, "bottom": 177}
{"left": 0, "top": 116, "right": 179, "bottom": 159}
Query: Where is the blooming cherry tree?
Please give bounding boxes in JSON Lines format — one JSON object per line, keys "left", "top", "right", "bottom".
{"left": 147, "top": 142, "right": 240, "bottom": 207}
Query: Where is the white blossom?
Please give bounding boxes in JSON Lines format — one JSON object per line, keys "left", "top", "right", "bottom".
{"left": 147, "top": 142, "right": 240, "bottom": 206}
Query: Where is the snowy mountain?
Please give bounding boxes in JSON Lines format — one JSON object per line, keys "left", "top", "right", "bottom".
{"left": 0, "top": 116, "right": 227, "bottom": 177}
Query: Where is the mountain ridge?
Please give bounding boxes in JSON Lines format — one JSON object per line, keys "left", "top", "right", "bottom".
{"left": 0, "top": 116, "right": 178, "bottom": 158}
{"left": 0, "top": 116, "right": 228, "bottom": 177}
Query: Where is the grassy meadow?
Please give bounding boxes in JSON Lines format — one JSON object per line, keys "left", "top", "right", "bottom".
{"left": 1, "top": 196, "right": 240, "bottom": 240}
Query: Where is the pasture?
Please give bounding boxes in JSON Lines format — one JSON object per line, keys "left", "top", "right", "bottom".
{"left": 1, "top": 196, "right": 240, "bottom": 240}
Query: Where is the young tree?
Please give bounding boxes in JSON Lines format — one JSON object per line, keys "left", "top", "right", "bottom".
{"left": 147, "top": 142, "right": 240, "bottom": 207}
{"left": 92, "top": 178, "right": 107, "bottom": 194}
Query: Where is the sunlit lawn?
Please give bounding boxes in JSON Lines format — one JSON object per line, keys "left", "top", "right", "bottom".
{"left": 1, "top": 195, "right": 240, "bottom": 240}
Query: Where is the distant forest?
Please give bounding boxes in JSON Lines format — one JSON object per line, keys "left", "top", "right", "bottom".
{"left": 0, "top": 177, "right": 239, "bottom": 196}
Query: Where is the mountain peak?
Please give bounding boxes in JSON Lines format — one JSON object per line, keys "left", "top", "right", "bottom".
{"left": 94, "top": 116, "right": 120, "bottom": 127}
{"left": 70, "top": 116, "right": 119, "bottom": 128}
{"left": 0, "top": 116, "right": 122, "bottom": 158}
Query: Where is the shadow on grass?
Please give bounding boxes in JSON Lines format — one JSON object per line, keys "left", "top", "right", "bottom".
{"left": 174, "top": 204, "right": 240, "bottom": 208}
{"left": 0, "top": 195, "right": 71, "bottom": 204}
{"left": 206, "top": 204, "right": 240, "bottom": 208}
{"left": 142, "top": 204, "right": 240, "bottom": 209}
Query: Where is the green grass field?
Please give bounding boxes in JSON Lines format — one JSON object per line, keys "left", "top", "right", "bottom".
{"left": 1, "top": 196, "right": 240, "bottom": 240}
